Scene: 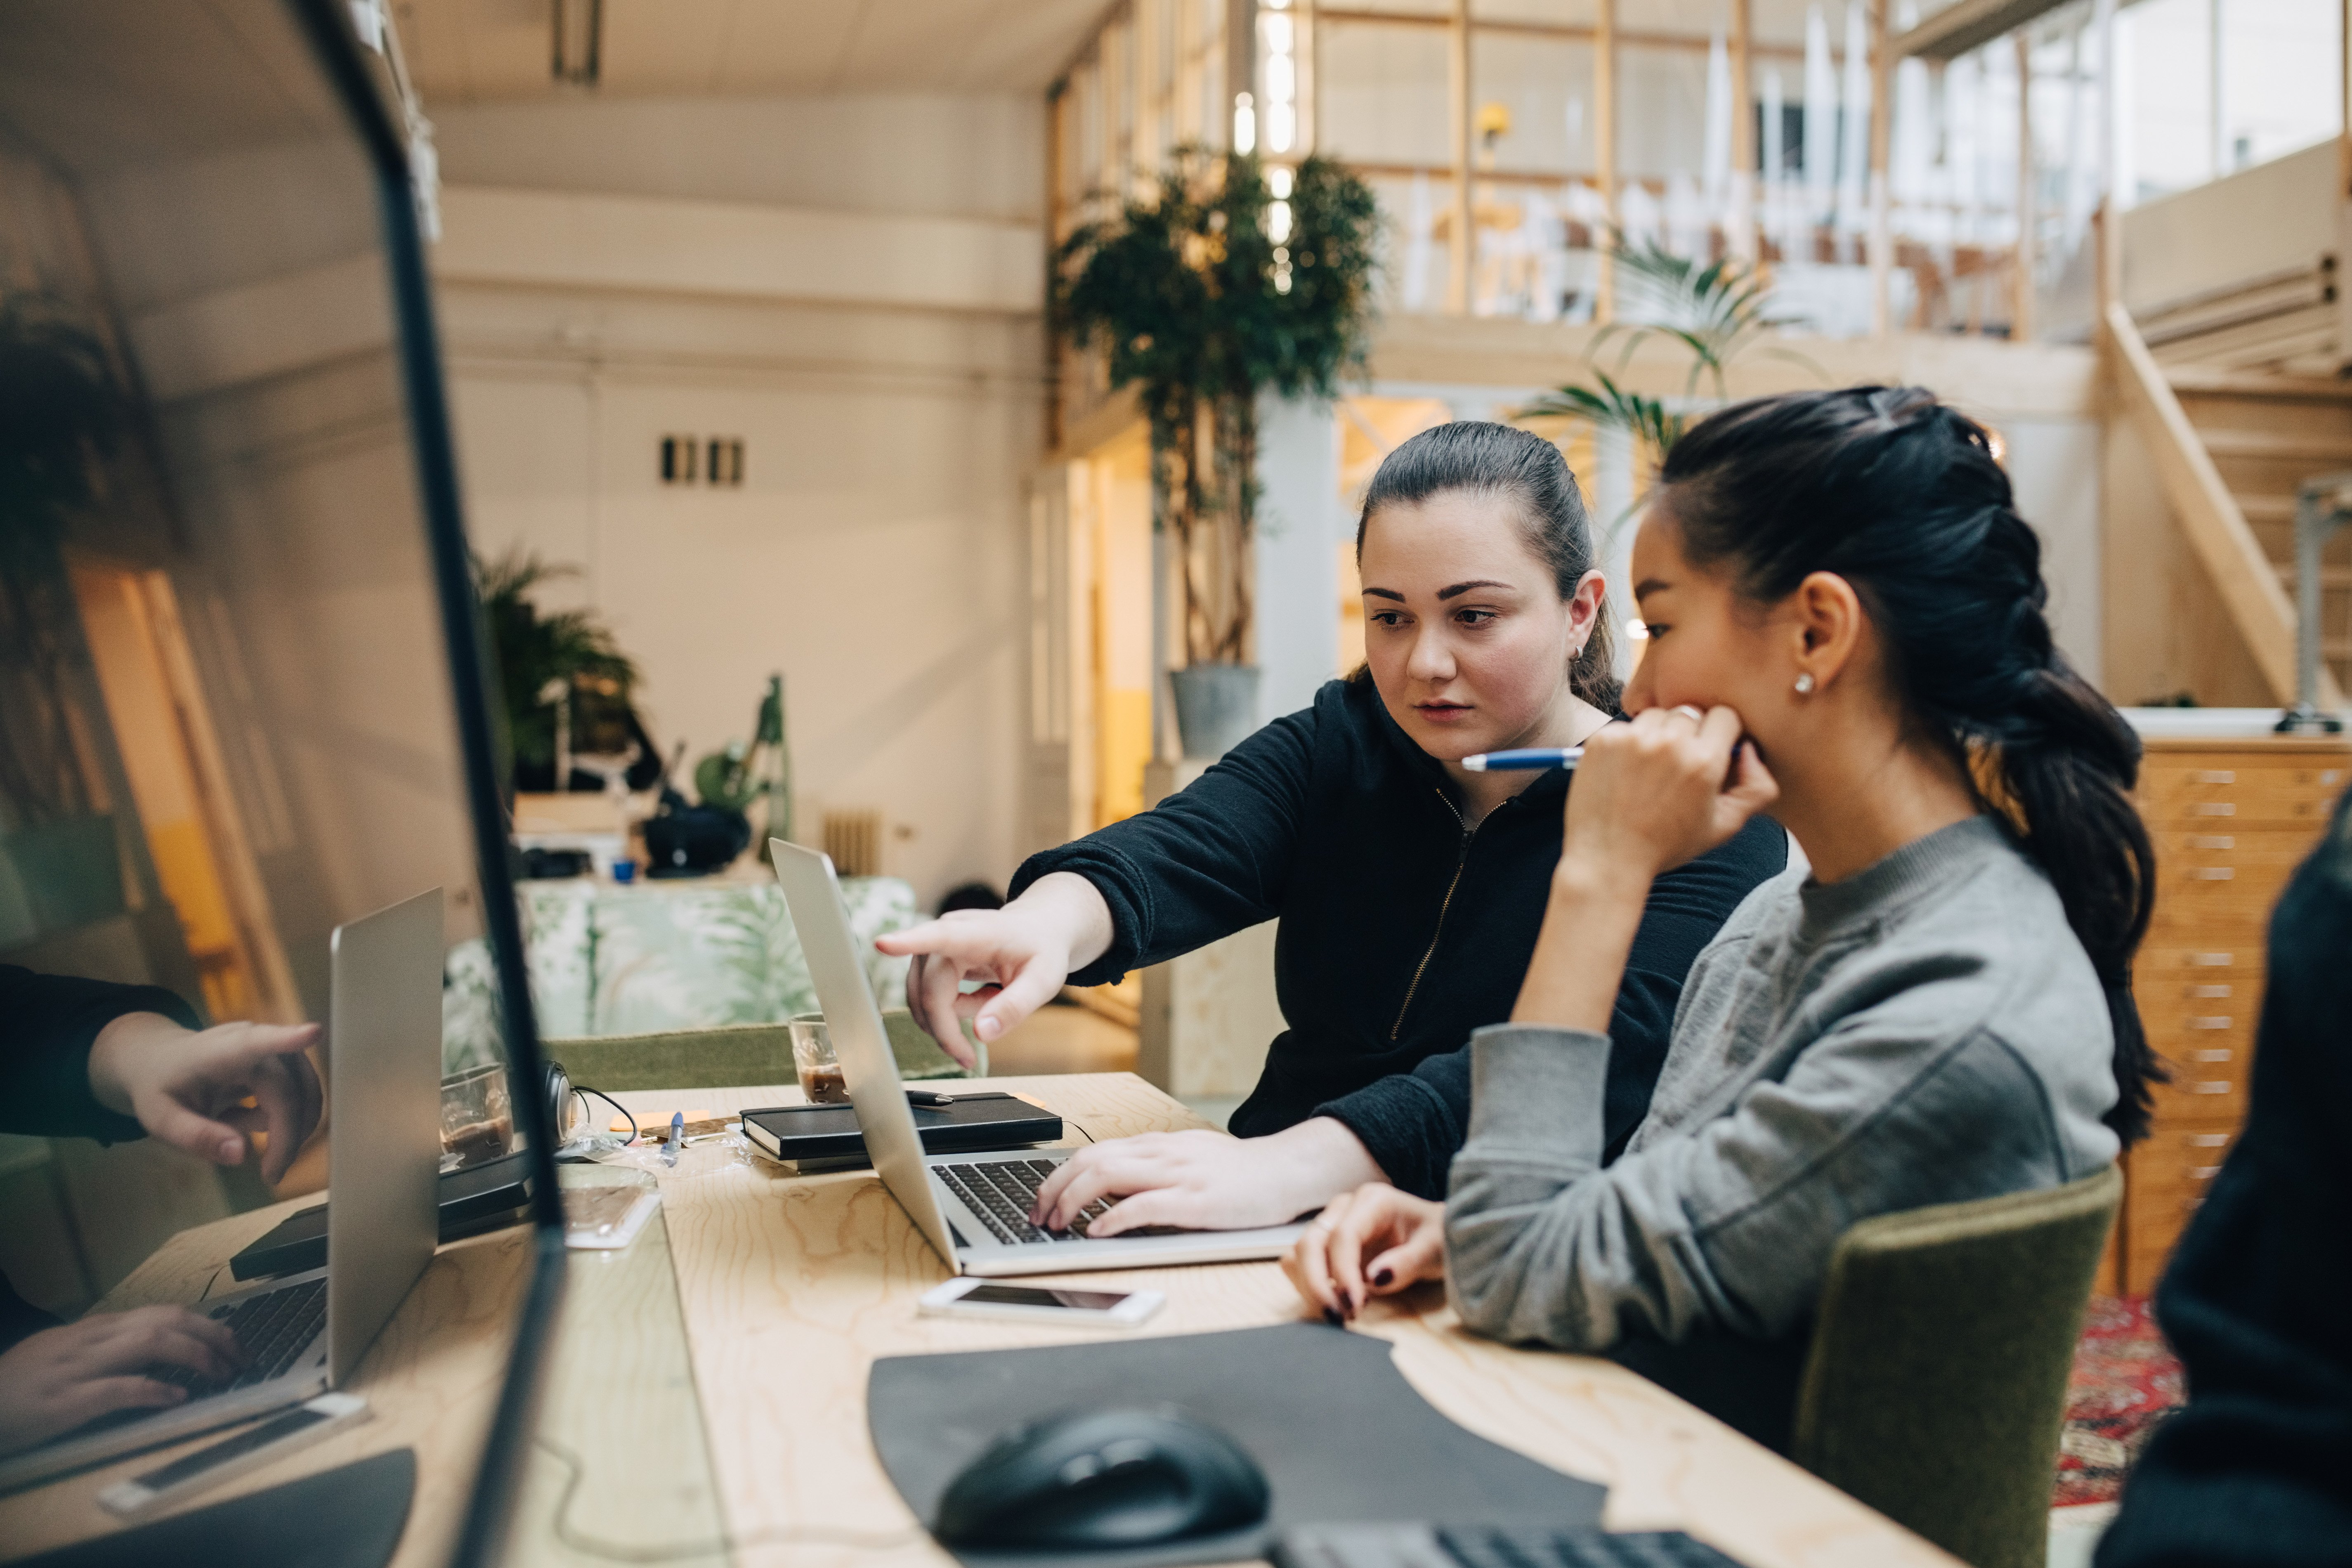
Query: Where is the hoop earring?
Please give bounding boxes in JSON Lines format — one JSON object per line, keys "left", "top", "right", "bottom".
{"left": 1794, "top": 672, "right": 1816, "bottom": 695}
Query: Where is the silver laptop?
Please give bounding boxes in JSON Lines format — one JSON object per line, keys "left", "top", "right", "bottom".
{"left": 0, "top": 888, "right": 445, "bottom": 1492}
{"left": 769, "top": 841, "right": 1305, "bottom": 1276}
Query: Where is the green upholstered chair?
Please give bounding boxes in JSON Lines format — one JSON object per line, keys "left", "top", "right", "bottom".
{"left": 1790, "top": 1164, "right": 2123, "bottom": 1568}
{"left": 543, "top": 1010, "right": 971, "bottom": 1093}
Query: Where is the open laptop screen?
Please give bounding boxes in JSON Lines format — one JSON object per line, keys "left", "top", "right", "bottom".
{"left": 0, "top": 1, "right": 567, "bottom": 1559}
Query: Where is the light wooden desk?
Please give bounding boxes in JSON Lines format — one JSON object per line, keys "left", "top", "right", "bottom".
{"left": 0, "top": 1072, "right": 1957, "bottom": 1568}
{"left": 605, "top": 1073, "right": 1957, "bottom": 1568}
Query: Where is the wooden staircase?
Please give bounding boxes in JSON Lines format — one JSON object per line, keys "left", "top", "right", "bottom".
{"left": 2106, "top": 253, "right": 2352, "bottom": 704}
{"left": 2167, "top": 378, "right": 2352, "bottom": 703}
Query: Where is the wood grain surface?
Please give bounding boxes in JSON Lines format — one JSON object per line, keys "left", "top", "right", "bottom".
{"left": 0, "top": 1072, "right": 1958, "bottom": 1568}
{"left": 603, "top": 1073, "right": 1959, "bottom": 1568}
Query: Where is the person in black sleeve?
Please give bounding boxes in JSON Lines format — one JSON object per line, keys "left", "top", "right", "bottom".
{"left": 0, "top": 965, "right": 322, "bottom": 1457}
{"left": 876, "top": 423, "right": 1787, "bottom": 1235}
{"left": 2095, "top": 788, "right": 2352, "bottom": 1568}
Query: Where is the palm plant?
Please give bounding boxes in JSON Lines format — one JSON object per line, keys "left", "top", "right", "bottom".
{"left": 1521, "top": 240, "right": 1814, "bottom": 477}
{"left": 473, "top": 549, "right": 639, "bottom": 785}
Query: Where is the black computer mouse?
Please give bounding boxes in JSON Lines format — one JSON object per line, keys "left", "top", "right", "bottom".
{"left": 931, "top": 1405, "right": 1271, "bottom": 1550}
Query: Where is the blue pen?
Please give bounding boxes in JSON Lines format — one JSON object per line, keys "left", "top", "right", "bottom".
{"left": 1462, "top": 746, "right": 1583, "bottom": 772}
{"left": 661, "top": 1111, "right": 683, "bottom": 1167}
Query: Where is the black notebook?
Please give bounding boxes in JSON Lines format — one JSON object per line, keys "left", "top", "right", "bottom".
{"left": 743, "top": 1093, "right": 1062, "bottom": 1165}
{"left": 229, "top": 1153, "right": 534, "bottom": 1280}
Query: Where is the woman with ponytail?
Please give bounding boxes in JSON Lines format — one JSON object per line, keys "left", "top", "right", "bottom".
{"left": 883, "top": 422, "right": 1785, "bottom": 1235}
{"left": 1286, "top": 387, "right": 2153, "bottom": 1450}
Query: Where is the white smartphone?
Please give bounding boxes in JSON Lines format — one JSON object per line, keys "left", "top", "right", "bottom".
{"left": 918, "top": 1277, "right": 1165, "bottom": 1327}
{"left": 96, "top": 1392, "right": 370, "bottom": 1518}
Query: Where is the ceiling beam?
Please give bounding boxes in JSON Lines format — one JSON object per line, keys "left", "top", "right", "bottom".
{"left": 1891, "top": 0, "right": 2066, "bottom": 59}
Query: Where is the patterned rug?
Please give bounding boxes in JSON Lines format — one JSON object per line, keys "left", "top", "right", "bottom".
{"left": 2055, "top": 1296, "right": 2186, "bottom": 1507}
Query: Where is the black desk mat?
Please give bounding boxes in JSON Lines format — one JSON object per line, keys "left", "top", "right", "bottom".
{"left": 16, "top": 1447, "right": 413, "bottom": 1568}
{"left": 868, "top": 1323, "right": 1607, "bottom": 1568}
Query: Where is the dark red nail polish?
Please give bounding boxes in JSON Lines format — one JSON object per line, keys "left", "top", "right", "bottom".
{"left": 1373, "top": 1268, "right": 1394, "bottom": 1287}
{"left": 1322, "top": 1306, "right": 1344, "bottom": 1327}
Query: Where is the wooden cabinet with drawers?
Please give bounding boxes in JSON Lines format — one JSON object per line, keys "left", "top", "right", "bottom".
{"left": 2119, "top": 735, "right": 2351, "bottom": 1294}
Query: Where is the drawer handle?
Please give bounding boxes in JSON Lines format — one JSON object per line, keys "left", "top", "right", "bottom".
{"left": 2193, "top": 1165, "right": 2223, "bottom": 1179}
{"left": 2191, "top": 985, "right": 2233, "bottom": 998}
{"left": 2189, "top": 1133, "right": 2231, "bottom": 1147}
{"left": 2188, "top": 867, "right": 2235, "bottom": 880}
{"left": 2188, "top": 1017, "right": 2233, "bottom": 1030}
{"left": 2191, "top": 771, "right": 2237, "bottom": 784}
{"left": 2189, "top": 1081, "right": 2233, "bottom": 1094}
{"left": 2193, "top": 1048, "right": 2234, "bottom": 1063}
{"left": 2187, "top": 835, "right": 2236, "bottom": 849}
{"left": 2191, "top": 953, "right": 2234, "bottom": 966}
{"left": 2192, "top": 803, "right": 2237, "bottom": 816}
{"left": 2325, "top": 771, "right": 2343, "bottom": 785}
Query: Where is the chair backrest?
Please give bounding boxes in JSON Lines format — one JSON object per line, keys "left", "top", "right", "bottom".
{"left": 543, "top": 1023, "right": 793, "bottom": 1093}
{"left": 1791, "top": 1164, "right": 2123, "bottom": 1568}
{"left": 543, "top": 1011, "right": 971, "bottom": 1093}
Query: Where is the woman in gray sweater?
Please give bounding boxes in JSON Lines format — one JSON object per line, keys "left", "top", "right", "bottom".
{"left": 1285, "top": 386, "right": 2158, "bottom": 1449}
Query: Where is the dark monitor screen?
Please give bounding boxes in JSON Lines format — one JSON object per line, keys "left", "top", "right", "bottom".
{"left": 0, "top": 1, "right": 559, "bottom": 1559}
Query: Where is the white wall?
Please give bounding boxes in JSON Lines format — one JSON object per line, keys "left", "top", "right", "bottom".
{"left": 1252, "top": 396, "right": 1346, "bottom": 723}
{"left": 432, "top": 94, "right": 1046, "bottom": 907}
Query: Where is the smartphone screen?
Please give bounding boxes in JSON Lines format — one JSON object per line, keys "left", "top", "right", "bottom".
{"left": 959, "top": 1283, "right": 1133, "bottom": 1312}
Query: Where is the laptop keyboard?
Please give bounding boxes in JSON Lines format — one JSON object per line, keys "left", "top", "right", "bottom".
{"left": 1437, "top": 1527, "right": 1745, "bottom": 1568}
{"left": 930, "top": 1159, "right": 1117, "bottom": 1245}
{"left": 1273, "top": 1524, "right": 1747, "bottom": 1568}
{"left": 154, "top": 1278, "right": 326, "bottom": 1397}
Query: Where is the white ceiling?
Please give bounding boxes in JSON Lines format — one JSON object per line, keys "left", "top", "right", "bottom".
{"left": 392, "top": 0, "right": 1117, "bottom": 102}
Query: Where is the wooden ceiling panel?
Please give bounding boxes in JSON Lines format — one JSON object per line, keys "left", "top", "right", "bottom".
{"left": 831, "top": 0, "right": 1116, "bottom": 90}
{"left": 395, "top": 0, "right": 1113, "bottom": 100}
{"left": 705, "top": 1, "right": 869, "bottom": 93}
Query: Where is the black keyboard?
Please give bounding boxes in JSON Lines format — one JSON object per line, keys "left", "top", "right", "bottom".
{"left": 153, "top": 1278, "right": 326, "bottom": 1397}
{"left": 930, "top": 1158, "right": 1115, "bottom": 1245}
{"left": 1273, "top": 1525, "right": 1749, "bottom": 1568}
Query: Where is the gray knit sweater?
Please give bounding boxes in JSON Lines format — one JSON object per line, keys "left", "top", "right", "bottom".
{"left": 1445, "top": 814, "right": 2121, "bottom": 1351}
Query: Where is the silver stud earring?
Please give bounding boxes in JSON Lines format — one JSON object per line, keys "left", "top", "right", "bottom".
{"left": 1794, "top": 672, "right": 1816, "bottom": 695}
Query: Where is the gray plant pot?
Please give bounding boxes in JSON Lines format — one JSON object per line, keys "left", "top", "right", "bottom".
{"left": 1169, "top": 665, "right": 1261, "bottom": 759}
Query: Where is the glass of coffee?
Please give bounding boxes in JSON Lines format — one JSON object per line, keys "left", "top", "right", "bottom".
{"left": 440, "top": 1062, "right": 514, "bottom": 1168}
{"left": 789, "top": 1013, "right": 849, "bottom": 1104}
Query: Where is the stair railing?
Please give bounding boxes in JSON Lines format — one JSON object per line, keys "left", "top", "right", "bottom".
{"left": 2101, "top": 302, "right": 2342, "bottom": 707}
{"left": 2279, "top": 474, "right": 2352, "bottom": 732}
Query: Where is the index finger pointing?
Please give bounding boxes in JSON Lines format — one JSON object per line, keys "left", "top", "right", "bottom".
{"left": 203, "top": 1021, "right": 322, "bottom": 1071}
{"left": 874, "top": 920, "right": 967, "bottom": 958}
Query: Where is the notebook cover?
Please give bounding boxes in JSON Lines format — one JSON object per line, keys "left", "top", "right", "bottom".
{"left": 743, "top": 1094, "right": 1062, "bottom": 1162}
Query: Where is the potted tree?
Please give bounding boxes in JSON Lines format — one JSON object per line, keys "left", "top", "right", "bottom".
{"left": 1058, "top": 149, "right": 1379, "bottom": 757}
{"left": 0, "top": 295, "right": 131, "bottom": 947}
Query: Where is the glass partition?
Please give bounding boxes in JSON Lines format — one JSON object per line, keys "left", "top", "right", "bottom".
{"left": 0, "top": 3, "right": 631, "bottom": 1559}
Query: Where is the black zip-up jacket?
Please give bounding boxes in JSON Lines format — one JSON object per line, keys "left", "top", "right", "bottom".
{"left": 0, "top": 965, "right": 199, "bottom": 1349}
{"left": 1011, "top": 676, "right": 1788, "bottom": 1197}
{"left": 2095, "top": 788, "right": 2352, "bottom": 1568}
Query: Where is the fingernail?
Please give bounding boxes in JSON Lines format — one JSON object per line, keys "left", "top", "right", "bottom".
{"left": 164, "top": 1386, "right": 188, "bottom": 1403}
{"left": 1373, "top": 1268, "right": 1394, "bottom": 1287}
{"left": 1322, "top": 1306, "right": 1344, "bottom": 1327}
{"left": 218, "top": 1137, "right": 245, "bottom": 1164}
{"left": 976, "top": 1016, "right": 999, "bottom": 1041}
